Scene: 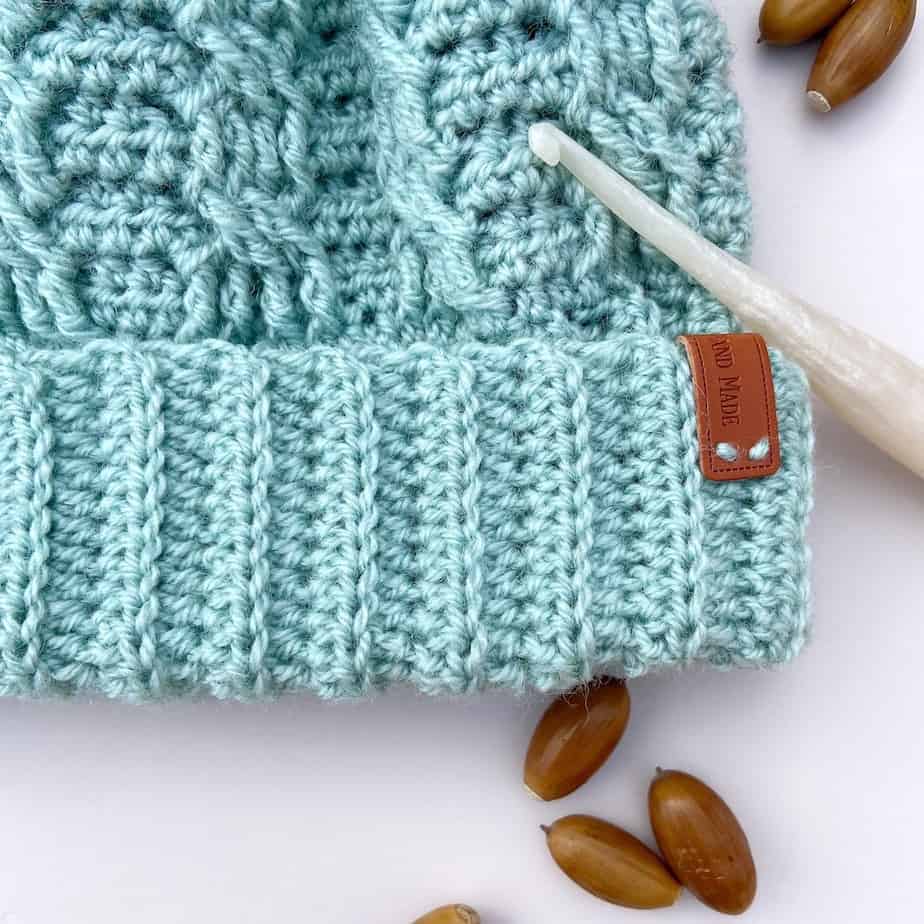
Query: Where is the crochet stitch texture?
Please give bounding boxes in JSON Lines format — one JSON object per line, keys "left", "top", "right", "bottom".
{"left": 0, "top": 0, "right": 812, "bottom": 699}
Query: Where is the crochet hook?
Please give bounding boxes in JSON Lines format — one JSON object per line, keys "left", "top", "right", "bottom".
{"left": 528, "top": 122, "right": 924, "bottom": 482}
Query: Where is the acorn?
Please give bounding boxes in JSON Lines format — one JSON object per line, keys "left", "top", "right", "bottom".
{"left": 759, "top": 0, "right": 856, "bottom": 45}
{"left": 648, "top": 769, "right": 757, "bottom": 916}
{"left": 523, "top": 677, "right": 630, "bottom": 801}
{"left": 412, "top": 905, "right": 480, "bottom": 924}
{"left": 807, "top": 0, "right": 916, "bottom": 111}
{"left": 542, "top": 815, "right": 682, "bottom": 910}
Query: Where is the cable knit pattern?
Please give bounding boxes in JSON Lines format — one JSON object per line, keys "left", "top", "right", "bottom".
{"left": 0, "top": 0, "right": 813, "bottom": 699}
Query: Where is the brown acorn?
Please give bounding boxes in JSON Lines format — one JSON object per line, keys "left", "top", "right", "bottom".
{"left": 524, "top": 677, "right": 630, "bottom": 801}
{"left": 759, "top": 0, "right": 856, "bottom": 45}
{"left": 648, "top": 769, "right": 756, "bottom": 916}
{"left": 542, "top": 815, "right": 682, "bottom": 910}
{"left": 412, "top": 905, "right": 480, "bottom": 924}
{"left": 807, "top": 0, "right": 916, "bottom": 111}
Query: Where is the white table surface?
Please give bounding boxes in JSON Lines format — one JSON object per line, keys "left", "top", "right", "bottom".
{"left": 2, "top": 4, "right": 923, "bottom": 923}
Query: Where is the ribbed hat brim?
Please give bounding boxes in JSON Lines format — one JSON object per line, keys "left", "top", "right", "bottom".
{"left": 0, "top": 334, "right": 811, "bottom": 700}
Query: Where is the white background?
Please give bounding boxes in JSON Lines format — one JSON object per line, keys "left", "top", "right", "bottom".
{"left": 2, "top": 3, "right": 923, "bottom": 922}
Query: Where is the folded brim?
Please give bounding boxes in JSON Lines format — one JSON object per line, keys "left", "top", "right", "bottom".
{"left": 0, "top": 334, "right": 812, "bottom": 700}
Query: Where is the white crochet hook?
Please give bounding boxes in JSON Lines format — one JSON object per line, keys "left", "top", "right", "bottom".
{"left": 528, "top": 122, "right": 924, "bottom": 482}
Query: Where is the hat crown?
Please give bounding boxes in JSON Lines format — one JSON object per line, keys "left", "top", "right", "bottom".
{"left": 1, "top": 0, "right": 749, "bottom": 346}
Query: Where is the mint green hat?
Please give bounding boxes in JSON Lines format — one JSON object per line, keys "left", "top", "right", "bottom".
{"left": 0, "top": 0, "right": 812, "bottom": 699}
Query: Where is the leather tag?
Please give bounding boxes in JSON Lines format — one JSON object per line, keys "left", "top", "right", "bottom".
{"left": 678, "top": 333, "right": 781, "bottom": 483}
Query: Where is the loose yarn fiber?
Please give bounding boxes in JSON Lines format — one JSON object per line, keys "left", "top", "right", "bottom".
{"left": 0, "top": 0, "right": 812, "bottom": 700}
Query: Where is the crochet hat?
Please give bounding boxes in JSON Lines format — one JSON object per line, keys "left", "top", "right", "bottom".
{"left": 0, "top": 0, "right": 812, "bottom": 700}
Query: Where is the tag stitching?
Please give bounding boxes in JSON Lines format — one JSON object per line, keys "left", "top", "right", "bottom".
{"left": 684, "top": 334, "right": 778, "bottom": 477}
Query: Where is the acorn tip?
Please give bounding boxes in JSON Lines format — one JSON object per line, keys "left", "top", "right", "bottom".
{"left": 807, "top": 89, "right": 832, "bottom": 113}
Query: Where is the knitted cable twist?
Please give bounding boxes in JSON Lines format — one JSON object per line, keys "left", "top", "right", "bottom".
{"left": 0, "top": 0, "right": 812, "bottom": 700}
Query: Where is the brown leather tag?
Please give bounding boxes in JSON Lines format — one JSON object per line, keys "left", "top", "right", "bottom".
{"left": 678, "top": 333, "right": 781, "bottom": 482}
